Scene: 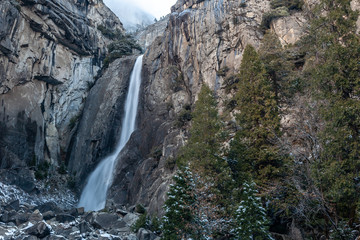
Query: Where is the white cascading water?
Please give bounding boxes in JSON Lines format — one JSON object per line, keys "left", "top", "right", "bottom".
{"left": 78, "top": 55, "right": 144, "bottom": 211}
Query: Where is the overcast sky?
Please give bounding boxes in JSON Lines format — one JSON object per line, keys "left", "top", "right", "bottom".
{"left": 104, "top": 0, "right": 177, "bottom": 19}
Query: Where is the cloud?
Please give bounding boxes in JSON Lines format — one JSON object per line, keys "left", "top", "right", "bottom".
{"left": 104, "top": 0, "right": 176, "bottom": 20}
{"left": 103, "top": 0, "right": 154, "bottom": 30}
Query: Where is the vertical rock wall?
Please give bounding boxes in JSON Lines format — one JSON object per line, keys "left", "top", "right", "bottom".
{"left": 0, "top": 0, "right": 123, "bottom": 169}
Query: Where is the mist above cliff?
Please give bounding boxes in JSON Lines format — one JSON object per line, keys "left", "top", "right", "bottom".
{"left": 103, "top": 0, "right": 155, "bottom": 31}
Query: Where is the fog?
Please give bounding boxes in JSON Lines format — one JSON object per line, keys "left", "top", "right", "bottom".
{"left": 103, "top": 0, "right": 176, "bottom": 31}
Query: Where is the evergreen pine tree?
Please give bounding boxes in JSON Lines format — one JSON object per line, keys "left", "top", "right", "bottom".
{"left": 233, "top": 181, "right": 273, "bottom": 240}
{"left": 162, "top": 166, "right": 196, "bottom": 239}
{"left": 177, "top": 84, "right": 222, "bottom": 171}
{"left": 229, "top": 44, "right": 283, "bottom": 185}
{"left": 174, "top": 84, "right": 236, "bottom": 237}
{"left": 308, "top": 0, "right": 360, "bottom": 220}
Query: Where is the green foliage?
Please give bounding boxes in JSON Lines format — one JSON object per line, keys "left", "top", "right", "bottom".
{"left": 216, "top": 66, "right": 229, "bottom": 77}
{"left": 162, "top": 167, "right": 196, "bottom": 239}
{"left": 234, "top": 181, "right": 273, "bottom": 239}
{"left": 259, "top": 32, "right": 305, "bottom": 101}
{"left": 132, "top": 214, "right": 147, "bottom": 232}
{"left": 165, "top": 157, "right": 176, "bottom": 170}
{"left": 329, "top": 221, "right": 357, "bottom": 240}
{"left": 175, "top": 104, "right": 192, "bottom": 128}
{"left": 135, "top": 204, "right": 146, "bottom": 214}
{"left": 103, "top": 35, "right": 142, "bottom": 68}
{"left": 222, "top": 74, "right": 240, "bottom": 94}
{"left": 229, "top": 44, "right": 284, "bottom": 185}
{"left": 97, "top": 25, "right": 123, "bottom": 40}
{"left": 67, "top": 175, "right": 76, "bottom": 190}
{"left": 261, "top": 7, "right": 290, "bottom": 30}
{"left": 132, "top": 212, "right": 148, "bottom": 233}
{"left": 270, "top": 0, "right": 303, "bottom": 10}
{"left": 58, "top": 163, "right": 67, "bottom": 175}
{"left": 34, "top": 161, "right": 50, "bottom": 180}
{"left": 177, "top": 84, "right": 222, "bottom": 170}
{"left": 307, "top": 0, "right": 360, "bottom": 220}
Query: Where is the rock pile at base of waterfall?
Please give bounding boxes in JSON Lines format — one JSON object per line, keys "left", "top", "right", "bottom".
{"left": 0, "top": 198, "right": 159, "bottom": 240}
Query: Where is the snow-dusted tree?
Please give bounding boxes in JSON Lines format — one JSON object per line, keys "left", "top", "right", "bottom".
{"left": 234, "top": 181, "right": 273, "bottom": 240}
{"left": 162, "top": 166, "right": 196, "bottom": 239}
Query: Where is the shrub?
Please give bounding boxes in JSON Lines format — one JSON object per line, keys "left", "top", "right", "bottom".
{"left": 97, "top": 25, "right": 123, "bottom": 40}
{"left": 222, "top": 74, "right": 240, "bottom": 93}
{"left": 67, "top": 176, "right": 76, "bottom": 190}
{"left": 35, "top": 161, "right": 51, "bottom": 180}
{"left": 175, "top": 104, "right": 192, "bottom": 128}
{"left": 58, "top": 163, "right": 67, "bottom": 174}
{"left": 270, "top": 0, "right": 304, "bottom": 10}
{"left": 261, "top": 7, "right": 290, "bottom": 30}
{"left": 135, "top": 204, "right": 146, "bottom": 214}
{"left": 69, "top": 114, "right": 80, "bottom": 130}
{"left": 103, "top": 35, "right": 142, "bottom": 68}
{"left": 216, "top": 66, "right": 229, "bottom": 77}
{"left": 131, "top": 212, "right": 148, "bottom": 233}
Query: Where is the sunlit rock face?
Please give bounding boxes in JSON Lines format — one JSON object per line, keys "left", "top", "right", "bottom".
{"left": 0, "top": 0, "right": 123, "bottom": 169}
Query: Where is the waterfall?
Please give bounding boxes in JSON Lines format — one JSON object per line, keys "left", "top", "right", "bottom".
{"left": 78, "top": 55, "right": 143, "bottom": 211}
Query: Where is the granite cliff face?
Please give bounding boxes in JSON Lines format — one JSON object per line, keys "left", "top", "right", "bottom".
{"left": 103, "top": 0, "right": 312, "bottom": 214}
{"left": 0, "top": 0, "right": 123, "bottom": 171}
{"left": 0, "top": 0, "right": 325, "bottom": 218}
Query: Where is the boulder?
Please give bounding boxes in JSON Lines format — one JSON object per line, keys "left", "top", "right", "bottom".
{"left": 122, "top": 213, "right": 139, "bottom": 227}
{"left": 15, "top": 212, "right": 30, "bottom": 226}
{"left": 36, "top": 202, "right": 62, "bottom": 214}
{"left": 29, "top": 209, "right": 43, "bottom": 223}
{"left": 25, "top": 221, "right": 51, "bottom": 238}
{"left": 91, "top": 212, "right": 119, "bottom": 229}
{"left": 79, "top": 221, "right": 92, "bottom": 234}
{"left": 5, "top": 199, "right": 20, "bottom": 211}
{"left": 42, "top": 211, "right": 55, "bottom": 220}
{"left": 137, "top": 228, "right": 157, "bottom": 240}
{"left": 55, "top": 214, "right": 75, "bottom": 223}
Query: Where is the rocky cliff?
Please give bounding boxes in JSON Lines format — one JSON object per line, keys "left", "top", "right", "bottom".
{"left": 102, "top": 0, "right": 311, "bottom": 214}
{"left": 2, "top": 0, "right": 351, "bottom": 222}
{"left": 134, "top": 15, "right": 170, "bottom": 50}
{"left": 0, "top": 0, "right": 123, "bottom": 174}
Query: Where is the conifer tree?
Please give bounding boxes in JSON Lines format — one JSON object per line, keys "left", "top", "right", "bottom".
{"left": 162, "top": 166, "right": 196, "bottom": 239}
{"left": 308, "top": 0, "right": 360, "bottom": 220}
{"left": 229, "top": 44, "right": 283, "bottom": 184}
{"left": 234, "top": 181, "right": 273, "bottom": 240}
{"left": 173, "top": 84, "right": 236, "bottom": 237}
{"left": 177, "top": 84, "right": 222, "bottom": 171}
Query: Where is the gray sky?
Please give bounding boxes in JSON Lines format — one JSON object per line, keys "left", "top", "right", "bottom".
{"left": 104, "top": 0, "right": 177, "bottom": 19}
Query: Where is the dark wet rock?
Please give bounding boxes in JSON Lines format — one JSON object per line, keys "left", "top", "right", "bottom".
{"left": 84, "top": 212, "right": 95, "bottom": 222}
{"left": 42, "top": 211, "right": 55, "bottom": 221}
{"left": 36, "top": 202, "right": 62, "bottom": 214}
{"left": 0, "top": 210, "right": 17, "bottom": 224}
{"left": 77, "top": 207, "right": 85, "bottom": 215}
{"left": 5, "top": 199, "right": 20, "bottom": 211}
{"left": 78, "top": 221, "right": 92, "bottom": 234}
{"left": 22, "top": 236, "right": 39, "bottom": 240}
{"left": 91, "top": 212, "right": 119, "bottom": 229}
{"left": 15, "top": 212, "right": 31, "bottom": 226}
{"left": 55, "top": 214, "right": 75, "bottom": 223}
{"left": 67, "top": 56, "right": 138, "bottom": 188}
{"left": 0, "top": 169, "right": 37, "bottom": 193}
{"left": 25, "top": 221, "right": 51, "bottom": 238}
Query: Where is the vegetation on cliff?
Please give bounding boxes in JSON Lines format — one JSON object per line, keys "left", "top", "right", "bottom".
{"left": 158, "top": 0, "right": 360, "bottom": 239}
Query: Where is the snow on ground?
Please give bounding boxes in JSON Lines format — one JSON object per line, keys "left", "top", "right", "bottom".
{"left": 0, "top": 181, "right": 77, "bottom": 209}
